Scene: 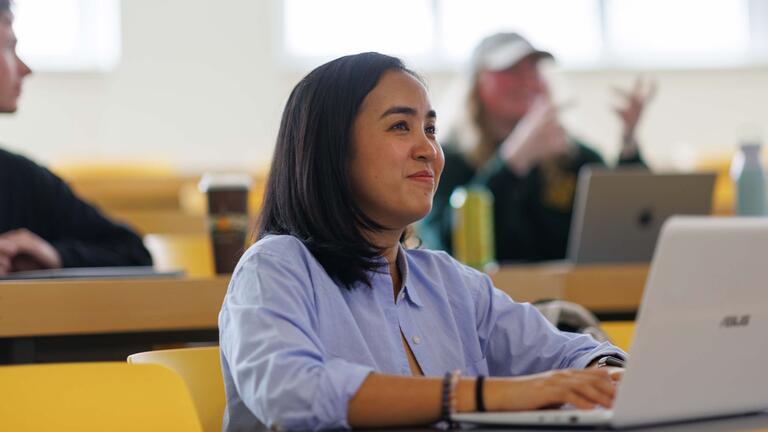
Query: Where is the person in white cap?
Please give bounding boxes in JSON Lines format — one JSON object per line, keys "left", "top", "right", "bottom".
{"left": 420, "top": 32, "right": 655, "bottom": 262}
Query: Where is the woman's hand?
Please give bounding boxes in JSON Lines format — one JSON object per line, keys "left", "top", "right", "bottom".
{"left": 601, "top": 366, "right": 625, "bottom": 383}
{"left": 486, "top": 368, "right": 617, "bottom": 411}
{"left": 348, "top": 369, "right": 619, "bottom": 428}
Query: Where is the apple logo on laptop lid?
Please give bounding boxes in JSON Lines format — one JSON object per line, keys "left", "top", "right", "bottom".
{"left": 638, "top": 207, "right": 655, "bottom": 229}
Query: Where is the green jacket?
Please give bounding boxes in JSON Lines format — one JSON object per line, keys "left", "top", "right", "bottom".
{"left": 419, "top": 139, "right": 644, "bottom": 262}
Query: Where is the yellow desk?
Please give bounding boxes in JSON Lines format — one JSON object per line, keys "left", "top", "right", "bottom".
{"left": 0, "top": 265, "right": 647, "bottom": 337}
{"left": 0, "top": 276, "right": 229, "bottom": 339}
{"left": 0, "top": 263, "right": 645, "bottom": 339}
{"left": 490, "top": 262, "right": 648, "bottom": 315}
{"left": 0, "top": 263, "right": 645, "bottom": 363}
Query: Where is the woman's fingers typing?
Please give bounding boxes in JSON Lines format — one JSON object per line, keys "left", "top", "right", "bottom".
{"left": 492, "top": 368, "right": 617, "bottom": 412}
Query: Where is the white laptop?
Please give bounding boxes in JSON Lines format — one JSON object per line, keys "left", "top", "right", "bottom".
{"left": 566, "top": 167, "right": 715, "bottom": 264}
{"left": 454, "top": 216, "right": 768, "bottom": 429}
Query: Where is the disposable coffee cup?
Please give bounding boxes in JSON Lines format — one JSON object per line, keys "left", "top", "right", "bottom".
{"left": 198, "top": 173, "right": 252, "bottom": 274}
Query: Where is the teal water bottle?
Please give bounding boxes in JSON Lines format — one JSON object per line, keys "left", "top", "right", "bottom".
{"left": 450, "top": 186, "right": 496, "bottom": 271}
{"left": 730, "top": 142, "right": 767, "bottom": 216}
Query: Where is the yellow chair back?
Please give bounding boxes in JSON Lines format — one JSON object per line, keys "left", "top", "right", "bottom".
{"left": 0, "top": 362, "right": 202, "bottom": 432}
{"left": 601, "top": 321, "right": 636, "bottom": 352}
{"left": 128, "top": 346, "right": 226, "bottom": 432}
{"left": 144, "top": 233, "right": 215, "bottom": 277}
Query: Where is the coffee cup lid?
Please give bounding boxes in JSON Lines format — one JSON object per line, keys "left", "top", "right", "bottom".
{"left": 198, "top": 173, "right": 252, "bottom": 192}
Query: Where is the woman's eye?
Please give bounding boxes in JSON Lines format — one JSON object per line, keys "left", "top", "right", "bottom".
{"left": 390, "top": 121, "right": 409, "bottom": 132}
{"left": 425, "top": 125, "right": 437, "bottom": 135}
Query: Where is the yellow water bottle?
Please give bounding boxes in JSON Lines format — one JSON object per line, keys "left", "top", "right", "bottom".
{"left": 450, "top": 186, "right": 496, "bottom": 271}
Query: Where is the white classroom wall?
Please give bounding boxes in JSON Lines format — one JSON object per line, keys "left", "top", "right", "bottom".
{"left": 0, "top": 0, "right": 766, "bottom": 173}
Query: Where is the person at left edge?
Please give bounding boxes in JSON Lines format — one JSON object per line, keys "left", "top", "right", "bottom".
{"left": 0, "top": 0, "right": 152, "bottom": 274}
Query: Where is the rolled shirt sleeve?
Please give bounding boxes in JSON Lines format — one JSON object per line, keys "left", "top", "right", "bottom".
{"left": 219, "top": 247, "right": 373, "bottom": 431}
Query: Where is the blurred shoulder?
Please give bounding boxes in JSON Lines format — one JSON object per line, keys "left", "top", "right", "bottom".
{"left": 0, "top": 147, "right": 44, "bottom": 173}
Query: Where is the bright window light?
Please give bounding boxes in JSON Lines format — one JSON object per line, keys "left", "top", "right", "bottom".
{"left": 12, "top": 0, "right": 121, "bottom": 72}
{"left": 438, "top": 0, "right": 602, "bottom": 67}
{"left": 605, "top": 0, "right": 749, "bottom": 67}
{"left": 281, "top": 0, "right": 757, "bottom": 70}
{"left": 283, "top": 0, "right": 433, "bottom": 61}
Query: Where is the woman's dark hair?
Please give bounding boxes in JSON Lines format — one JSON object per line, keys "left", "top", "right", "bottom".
{"left": 258, "top": 52, "right": 420, "bottom": 289}
{"left": 0, "top": 0, "right": 11, "bottom": 15}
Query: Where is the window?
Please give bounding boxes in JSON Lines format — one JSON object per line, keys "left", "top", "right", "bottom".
{"left": 604, "top": 0, "right": 750, "bottom": 68}
{"left": 12, "top": 0, "right": 121, "bottom": 72}
{"left": 438, "top": 0, "right": 602, "bottom": 67}
{"left": 284, "top": 0, "right": 433, "bottom": 60}
{"left": 281, "top": 0, "right": 759, "bottom": 70}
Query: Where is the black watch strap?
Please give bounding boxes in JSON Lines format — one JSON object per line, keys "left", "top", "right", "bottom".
{"left": 596, "top": 355, "right": 626, "bottom": 368}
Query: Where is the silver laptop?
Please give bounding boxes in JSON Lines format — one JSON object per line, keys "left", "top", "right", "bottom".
{"left": 454, "top": 216, "right": 768, "bottom": 428}
{"left": 566, "top": 167, "right": 715, "bottom": 264}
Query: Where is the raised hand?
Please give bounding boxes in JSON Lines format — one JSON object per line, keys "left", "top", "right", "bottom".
{"left": 614, "top": 77, "right": 657, "bottom": 150}
{"left": 500, "top": 96, "right": 571, "bottom": 176}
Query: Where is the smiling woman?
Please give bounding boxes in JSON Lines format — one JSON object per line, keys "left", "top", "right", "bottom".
{"left": 256, "top": 53, "right": 438, "bottom": 289}
{"left": 348, "top": 69, "right": 443, "bottom": 263}
{"left": 218, "top": 52, "right": 626, "bottom": 431}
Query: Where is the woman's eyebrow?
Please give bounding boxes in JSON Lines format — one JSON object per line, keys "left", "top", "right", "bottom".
{"left": 380, "top": 106, "right": 437, "bottom": 119}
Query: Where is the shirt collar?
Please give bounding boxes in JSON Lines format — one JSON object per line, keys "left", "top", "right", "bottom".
{"left": 397, "top": 246, "right": 424, "bottom": 308}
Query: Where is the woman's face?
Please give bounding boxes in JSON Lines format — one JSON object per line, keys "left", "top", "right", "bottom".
{"left": 477, "top": 55, "right": 547, "bottom": 123}
{"left": 349, "top": 70, "right": 444, "bottom": 231}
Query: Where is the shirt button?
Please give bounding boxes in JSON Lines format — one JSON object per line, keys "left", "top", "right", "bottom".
{"left": 412, "top": 335, "right": 421, "bottom": 345}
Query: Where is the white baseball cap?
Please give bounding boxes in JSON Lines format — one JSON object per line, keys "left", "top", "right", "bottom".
{"left": 471, "top": 32, "right": 553, "bottom": 72}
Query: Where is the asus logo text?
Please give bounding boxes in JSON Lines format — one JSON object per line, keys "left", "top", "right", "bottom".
{"left": 720, "top": 315, "right": 750, "bottom": 328}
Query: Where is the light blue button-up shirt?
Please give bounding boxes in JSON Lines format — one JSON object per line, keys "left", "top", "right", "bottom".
{"left": 219, "top": 235, "right": 625, "bottom": 431}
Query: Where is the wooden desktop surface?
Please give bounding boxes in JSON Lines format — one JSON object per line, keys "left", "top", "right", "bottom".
{"left": 490, "top": 262, "right": 648, "bottom": 312}
{"left": 0, "top": 263, "right": 647, "bottom": 339}
{"left": 0, "top": 276, "right": 230, "bottom": 338}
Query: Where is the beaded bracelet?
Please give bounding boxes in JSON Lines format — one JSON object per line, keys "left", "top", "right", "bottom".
{"left": 441, "top": 369, "right": 461, "bottom": 428}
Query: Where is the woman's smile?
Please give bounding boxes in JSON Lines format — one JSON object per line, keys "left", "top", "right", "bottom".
{"left": 407, "top": 169, "right": 435, "bottom": 185}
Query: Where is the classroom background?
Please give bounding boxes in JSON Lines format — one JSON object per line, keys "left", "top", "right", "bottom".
{"left": 1, "top": 0, "right": 766, "bottom": 177}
